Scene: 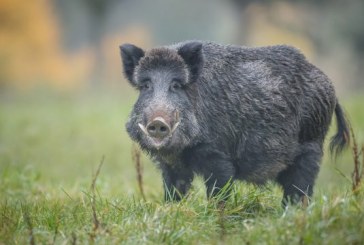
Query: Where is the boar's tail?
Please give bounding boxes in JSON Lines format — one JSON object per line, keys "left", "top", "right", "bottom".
{"left": 330, "top": 101, "right": 350, "bottom": 157}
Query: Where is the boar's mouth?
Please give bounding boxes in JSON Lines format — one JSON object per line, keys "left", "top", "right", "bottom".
{"left": 137, "top": 110, "right": 180, "bottom": 149}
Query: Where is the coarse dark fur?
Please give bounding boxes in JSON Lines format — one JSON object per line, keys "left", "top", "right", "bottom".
{"left": 120, "top": 41, "right": 350, "bottom": 205}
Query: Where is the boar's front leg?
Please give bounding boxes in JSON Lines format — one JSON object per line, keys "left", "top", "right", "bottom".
{"left": 160, "top": 163, "right": 194, "bottom": 202}
{"left": 185, "top": 146, "right": 236, "bottom": 200}
{"left": 202, "top": 160, "right": 235, "bottom": 200}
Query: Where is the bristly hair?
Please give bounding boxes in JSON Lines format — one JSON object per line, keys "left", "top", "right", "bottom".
{"left": 136, "top": 48, "right": 187, "bottom": 75}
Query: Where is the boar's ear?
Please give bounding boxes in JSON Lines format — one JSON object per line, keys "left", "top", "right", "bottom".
{"left": 120, "top": 44, "right": 145, "bottom": 85}
{"left": 178, "top": 42, "right": 204, "bottom": 82}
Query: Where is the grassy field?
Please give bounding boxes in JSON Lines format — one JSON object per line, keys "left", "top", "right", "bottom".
{"left": 0, "top": 89, "right": 364, "bottom": 244}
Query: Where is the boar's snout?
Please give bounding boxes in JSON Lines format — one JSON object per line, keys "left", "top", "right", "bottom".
{"left": 147, "top": 117, "right": 170, "bottom": 139}
{"left": 137, "top": 109, "right": 181, "bottom": 144}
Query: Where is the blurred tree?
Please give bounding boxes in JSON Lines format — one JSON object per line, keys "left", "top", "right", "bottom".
{"left": 83, "top": 0, "right": 119, "bottom": 87}
{"left": 53, "top": 0, "right": 120, "bottom": 88}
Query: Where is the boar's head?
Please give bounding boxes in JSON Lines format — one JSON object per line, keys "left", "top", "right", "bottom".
{"left": 120, "top": 42, "right": 203, "bottom": 154}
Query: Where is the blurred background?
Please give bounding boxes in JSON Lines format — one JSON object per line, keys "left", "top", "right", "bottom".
{"left": 1, "top": 0, "right": 364, "bottom": 92}
{"left": 0, "top": 0, "right": 363, "bottom": 199}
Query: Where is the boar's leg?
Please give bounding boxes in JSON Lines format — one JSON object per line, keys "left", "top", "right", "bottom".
{"left": 184, "top": 146, "right": 236, "bottom": 200}
{"left": 203, "top": 165, "right": 235, "bottom": 201}
{"left": 160, "top": 164, "right": 194, "bottom": 202}
{"left": 277, "top": 142, "right": 322, "bottom": 206}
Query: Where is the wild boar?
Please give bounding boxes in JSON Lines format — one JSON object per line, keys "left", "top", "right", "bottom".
{"left": 120, "top": 41, "right": 350, "bottom": 205}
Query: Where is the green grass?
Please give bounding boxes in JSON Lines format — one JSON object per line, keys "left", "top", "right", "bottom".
{"left": 0, "top": 89, "right": 364, "bottom": 244}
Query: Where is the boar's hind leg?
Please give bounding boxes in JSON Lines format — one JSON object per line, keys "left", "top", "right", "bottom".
{"left": 277, "top": 142, "right": 322, "bottom": 206}
{"left": 161, "top": 164, "right": 194, "bottom": 202}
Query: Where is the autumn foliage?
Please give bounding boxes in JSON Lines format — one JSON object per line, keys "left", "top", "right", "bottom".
{"left": 0, "top": 0, "right": 83, "bottom": 89}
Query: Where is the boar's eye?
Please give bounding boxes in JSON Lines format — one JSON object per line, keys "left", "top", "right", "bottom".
{"left": 171, "top": 79, "right": 183, "bottom": 91}
{"left": 140, "top": 79, "right": 151, "bottom": 91}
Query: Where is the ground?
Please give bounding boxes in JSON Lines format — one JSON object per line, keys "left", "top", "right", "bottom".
{"left": 0, "top": 89, "right": 363, "bottom": 244}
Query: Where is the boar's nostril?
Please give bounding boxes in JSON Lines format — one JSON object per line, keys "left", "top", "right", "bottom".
{"left": 146, "top": 118, "right": 171, "bottom": 139}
